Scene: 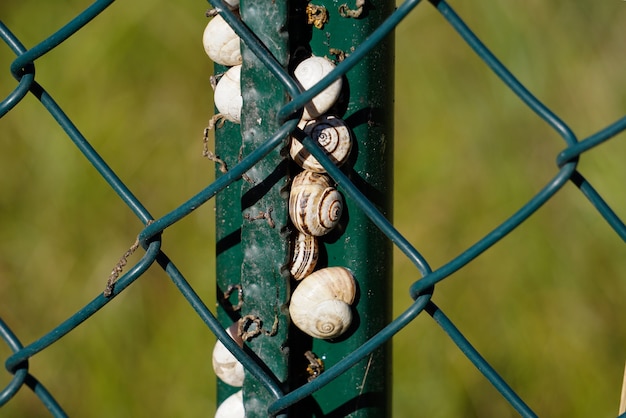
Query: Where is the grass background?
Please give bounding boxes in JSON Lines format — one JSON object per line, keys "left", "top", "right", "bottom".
{"left": 1, "top": 0, "right": 626, "bottom": 417}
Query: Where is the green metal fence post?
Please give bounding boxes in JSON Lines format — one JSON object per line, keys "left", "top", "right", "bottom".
{"left": 213, "top": 0, "right": 393, "bottom": 415}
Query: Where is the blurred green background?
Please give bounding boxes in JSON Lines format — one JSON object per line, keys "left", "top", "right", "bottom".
{"left": 1, "top": 0, "right": 626, "bottom": 417}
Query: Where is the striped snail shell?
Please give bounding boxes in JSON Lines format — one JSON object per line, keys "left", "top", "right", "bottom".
{"left": 213, "top": 65, "right": 242, "bottom": 124}
{"left": 290, "top": 116, "right": 353, "bottom": 173}
{"left": 289, "top": 171, "right": 343, "bottom": 237}
{"left": 290, "top": 232, "right": 319, "bottom": 280}
{"left": 214, "top": 390, "right": 244, "bottom": 418}
{"left": 293, "top": 55, "right": 343, "bottom": 120}
{"left": 202, "top": 14, "right": 242, "bottom": 66}
{"left": 211, "top": 322, "right": 245, "bottom": 387}
{"left": 289, "top": 267, "right": 356, "bottom": 339}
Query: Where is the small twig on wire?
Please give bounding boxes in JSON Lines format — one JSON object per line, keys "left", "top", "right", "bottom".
{"left": 103, "top": 239, "right": 140, "bottom": 297}
{"left": 103, "top": 220, "right": 154, "bottom": 297}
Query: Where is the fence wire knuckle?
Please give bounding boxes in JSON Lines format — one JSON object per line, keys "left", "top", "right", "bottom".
{"left": 1, "top": 0, "right": 625, "bottom": 416}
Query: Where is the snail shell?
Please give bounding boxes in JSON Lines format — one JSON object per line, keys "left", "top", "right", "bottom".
{"left": 289, "top": 171, "right": 343, "bottom": 236}
{"left": 211, "top": 322, "right": 245, "bottom": 387}
{"left": 214, "top": 390, "right": 244, "bottom": 418}
{"left": 289, "top": 267, "right": 356, "bottom": 339}
{"left": 293, "top": 299, "right": 352, "bottom": 340}
{"left": 202, "top": 14, "right": 242, "bottom": 66}
{"left": 293, "top": 56, "right": 343, "bottom": 120}
{"left": 290, "top": 116, "right": 353, "bottom": 173}
{"left": 293, "top": 266, "right": 356, "bottom": 305}
{"left": 213, "top": 65, "right": 242, "bottom": 124}
{"left": 290, "top": 232, "right": 319, "bottom": 280}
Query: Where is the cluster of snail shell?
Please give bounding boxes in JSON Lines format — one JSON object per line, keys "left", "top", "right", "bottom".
{"left": 204, "top": 6, "right": 357, "bottom": 416}
{"left": 203, "top": 0, "right": 243, "bottom": 129}
{"left": 203, "top": 6, "right": 354, "bottom": 142}
{"left": 287, "top": 54, "right": 357, "bottom": 342}
{"left": 211, "top": 322, "right": 246, "bottom": 418}
{"left": 287, "top": 55, "right": 352, "bottom": 263}
{"left": 204, "top": 8, "right": 247, "bottom": 417}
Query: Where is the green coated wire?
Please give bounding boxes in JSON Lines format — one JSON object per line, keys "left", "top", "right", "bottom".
{"left": 1, "top": 0, "right": 625, "bottom": 415}
{"left": 569, "top": 171, "right": 626, "bottom": 242}
{"left": 425, "top": 301, "right": 538, "bottom": 418}
{"left": 9, "top": 0, "right": 115, "bottom": 78}
{"left": 0, "top": 21, "right": 34, "bottom": 117}
{"left": 0, "top": 318, "right": 27, "bottom": 407}
{"left": 22, "top": 374, "right": 68, "bottom": 418}
{"left": 268, "top": 290, "right": 435, "bottom": 415}
{"left": 137, "top": 119, "right": 298, "bottom": 244}
{"left": 557, "top": 116, "right": 626, "bottom": 167}
{"left": 159, "top": 253, "right": 287, "bottom": 400}
{"left": 277, "top": 0, "right": 424, "bottom": 122}
{"left": 208, "top": 0, "right": 300, "bottom": 99}
{"left": 4, "top": 240, "right": 162, "bottom": 374}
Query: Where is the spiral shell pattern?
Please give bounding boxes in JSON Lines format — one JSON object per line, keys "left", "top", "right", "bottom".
{"left": 289, "top": 267, "right": 357, "bottom": 339}
{"left": 290, "top": 232, "right": 319, "bottom": 280}
{"left": 289, "top": 171, "right": 343, "bottom": 236}
{"left": 295, "top": 299, "right": 351, "bottom": 339}
{"left": 290, "top": 116, "right": 353, "bottom": 173}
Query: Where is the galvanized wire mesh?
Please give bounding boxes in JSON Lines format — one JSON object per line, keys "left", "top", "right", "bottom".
{"left": 2, "top": 0, "right": 626, "bottom": 417}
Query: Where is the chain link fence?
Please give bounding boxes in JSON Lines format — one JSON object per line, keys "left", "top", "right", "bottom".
{"left": 2, "top": 0, "right": 626, "bottom": 416}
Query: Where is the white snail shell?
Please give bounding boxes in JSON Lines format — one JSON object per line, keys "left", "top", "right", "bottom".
{"left": 289, "top": 171, "right": 343, "bottom": 236}
{"left": 290, "top": 116, "right": 353, "bottom": 173}
{"left": 203, "top": 14, "right": 242, "bottom": 66}
{"left": 211, "top": 322, "right": 245, "bottom": 387}
{"left": 289, "top": 267, "right": 356, "bottom": 339}
{"left": 290, "top": 232, "right": 319, "bottom": 280}
{"left": 213, "top": 65, "right": 242, "bottom": 124}
{"left": 214, "top": 390, "right": 244, "bottom": 418}
{"left": 293, "top": 56, "right": 343, "bottom": 120}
